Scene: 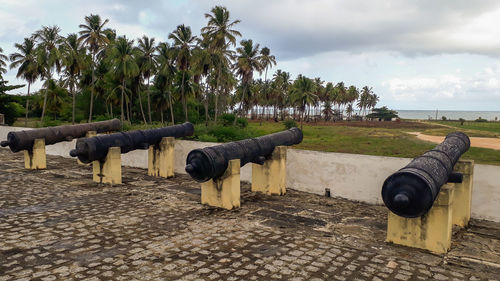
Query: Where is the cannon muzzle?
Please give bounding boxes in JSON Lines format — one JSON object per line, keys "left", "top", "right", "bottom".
{"left": 71, "top": 122, "right": 194, "bottom": 163}
{"left": 382, "top": 132, "right": 470, "bottom": 218}
{"left": 1, "top": 119, "right": 121, "bottom": 152}
{"left": 185, "top": 127, "right": 303, "bottom": 182}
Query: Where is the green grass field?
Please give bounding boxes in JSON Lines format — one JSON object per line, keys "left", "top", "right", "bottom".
{"left": 10, "top": 118, "right": 500, "bottom": 165}
{"left": 246, "top": 121, "right": 500, "bottom": 165}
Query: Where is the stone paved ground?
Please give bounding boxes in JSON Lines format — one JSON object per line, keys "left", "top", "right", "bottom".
{"left": 0, "top": 149, "right": 499, "bottom": 281}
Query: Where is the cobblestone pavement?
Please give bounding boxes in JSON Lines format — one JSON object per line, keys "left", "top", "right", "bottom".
{"left": 0, "top": 149, "right": 499, "bottom": 281}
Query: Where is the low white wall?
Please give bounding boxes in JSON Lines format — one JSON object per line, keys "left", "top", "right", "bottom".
{"left": 1, "top": 126, "right": 499, "bottom": 222}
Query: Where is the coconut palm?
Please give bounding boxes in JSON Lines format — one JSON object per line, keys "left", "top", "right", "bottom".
{"left": 61, "top": 33, "right": 87, "bottom": 124}
{"left": 290, "top": 75, "right": 317, "bottom": 128}
{"left": 137, "top": 35, "right": 157, "bottom": 123}
{"left": 155, "top": 42, "right": 177, "bottom": 124}
{"left": 169, "top": 24, "right": 197, "bottom": 122}
{"left": 234, "top": 39, "right": 263, "bottom": 117}
{"left": 33, "top": 25, "right": 64, "bottom": 122}
{"left": 202, "top": 6, "right": 240, "bottom": 122}
{"left": 78, "top": 14, "right": 110, "bottom": 122}
{"left": 108, "top": 37, "right": 140, "bottom": 122}
{"left": 9, "top": 38, "right": 40, "bottom": 126}
{"left": 0, "top": 47, "right": 8, "bottom": 79}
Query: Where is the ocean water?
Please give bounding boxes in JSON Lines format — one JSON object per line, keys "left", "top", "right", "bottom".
{"left": 397, "top": 110, "right": 500, "bottom": 121}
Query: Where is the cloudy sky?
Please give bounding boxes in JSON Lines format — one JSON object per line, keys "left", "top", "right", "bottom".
{"left": 1, "top": 0, "right": 500, "bottom": 110}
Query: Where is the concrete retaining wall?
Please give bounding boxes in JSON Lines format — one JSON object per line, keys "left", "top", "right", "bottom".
{"left": 1, "top": 126, "right": 499, "bottom": 222}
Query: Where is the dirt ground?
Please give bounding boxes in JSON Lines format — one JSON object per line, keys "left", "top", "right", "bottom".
{"left": 410, "top": 132, "right": 500, "bottom": 150}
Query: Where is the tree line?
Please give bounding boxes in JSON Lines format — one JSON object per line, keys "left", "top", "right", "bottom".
{"left": 0, "top": 6, "right": 379, "bottom": 127}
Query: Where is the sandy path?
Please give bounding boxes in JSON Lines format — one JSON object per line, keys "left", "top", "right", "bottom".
{"left": 409, "top": 132, "right": 500, "bottom": 150}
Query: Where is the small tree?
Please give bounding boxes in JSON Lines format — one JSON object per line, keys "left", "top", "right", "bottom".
{"left": 366, "top": 106, "right": 398, "bottom": 121}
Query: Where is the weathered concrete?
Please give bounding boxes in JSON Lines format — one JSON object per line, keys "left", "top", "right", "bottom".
{"left": 2, "top": 126, "right": 500, "bottom": 222}
{"left": 1, "top": 150, "right": 500, "bottom": 280}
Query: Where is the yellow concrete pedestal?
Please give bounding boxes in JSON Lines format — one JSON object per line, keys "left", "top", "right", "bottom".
{"left": 201, "top": 159, "right": 240, "bottom": 210}
{"left": 251, "top": 146, "right": 287, "bottom": 195}
{"left": 386, "top": 183, "right": 455, "bottom": 254}
{"left": 78, "top": 131, "right": 97, "bottom": 165}
{"left": 148, "top": 137, "right": 175, "bottom": 178}
{"left": 92, "top": 147, "right": 121, "bottom": 185}
{"left": 452, "top": 160, "right": 474, "bottom": 227}
{"left": 24, "top": 138, "right": 46, "bottom": 170}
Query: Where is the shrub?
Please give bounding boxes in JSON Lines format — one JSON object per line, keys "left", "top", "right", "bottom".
{"left": 220, "top": 113, "right": 236, "bottom": 126}
{"left": 236, "top": 117, "right": 248, "bottom": 128}
{"left": 475, "top": 117, "right": 487, "bottom": 122}
{"left": 283, "top": 119, "right": 297, "bottom": 129}
{"left": 198, "top": 134, "right": 218, "bottom": 143}
{"left": 95, "top": 114, "right": 114, "bottom": 122}
{"left": 459, "top": 118, "right": 465, "bottom": 125}
{"left": 441, "top": 116, "right": 447, "bottom": 121}
{"left": 42, "top": 119, "right": 63, "bottom": 127}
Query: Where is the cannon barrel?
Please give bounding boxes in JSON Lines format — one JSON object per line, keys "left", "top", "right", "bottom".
{"left": 70, "top": 122, "right": 194, "bottom": 163}
{"left": 381, "top": 132, "right": 470, "bottom": 218}
{"left": 185, "top": 127, "right": 303, "bottom": 182}
{"left": 0, "top": 119, "right": 121, "bottom": 153}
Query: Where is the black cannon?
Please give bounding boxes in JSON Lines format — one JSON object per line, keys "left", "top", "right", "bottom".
{"left": 1, "top": 119, "right": 121, "bottom": 152}
{"left": 382, "top": 132, "right": 470, "bottom": 218}
{"left": 185, "top": 127, "right": 303, "bottom": 182}
{"left": 70, "top": 122, "right": 194, "bottom": 163}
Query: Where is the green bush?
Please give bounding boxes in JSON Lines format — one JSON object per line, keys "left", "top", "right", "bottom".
{"left": 459, "top": 118, "right": 465, "bottom": 125}
{"left": 95, "top": 114, "right": 114, "bottom": 122}
{"left": 475, "top": 117, "right": 488, "bottom": 122}
{"left": 220, "top": 113, "right": 236, "bottom": 126}
{"left": 441, "top": 116, "right": 447, "bottom": 121}
{"left": 236, "top": 118, "right": 248, "bottom": 128}
{"left": 42, "top": 119, "right": 63, "bottom": 127}
{"left": 198, "top": 134, "right": 218, "bottom": 142}
{"left": 283, "top": 119, "right": 297, "bottom": 129}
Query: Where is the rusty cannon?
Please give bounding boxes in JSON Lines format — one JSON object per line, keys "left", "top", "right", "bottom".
{"left": 0, "top": 119, "right": 121, "bottom": 153}
{"left": 381, "top": 132, "right": 470, "bottom": 218}
{"left": 185, "top": 127, "right": 303, "bottom": 183}
{"left": 70, "top": 122, "right": 194, "bottom": 164}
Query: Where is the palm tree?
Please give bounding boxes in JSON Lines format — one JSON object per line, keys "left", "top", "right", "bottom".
{"left": 0, "top": 47, "right": 8, "bottom": 79}
{"left": 137, "top": 35, "right": 157, "bottom": 123}
{"left": 290, "top": 74, "right": 317, "bottom": 128}
{"left": 202, "top": 6, "right": 240, "bottom": 122}
{"left": 33, "top": 25, "right": 64, "bottom": 122}
{"left": 259, "top": 47, "right": 276, "bottom": 120}
{"left": 234, "top": 39, "right": 263, "bottom": 117}
{"left": 61, "top": 33, "right": 87, "bottom": 124}
{"left": 78, "top": 14, "right": 110, "bottom": 122}
{"left": 155, "top": 42, "right": 177, "bottom": 124}
{"left": 9, "top": 38, "right": 40, "bottom": 126}
{"left": 169, "top": 24, "right": 197, "bottom": 122}
{"left": 358, "top": 86, "right": 373, "bottom": 117}
{"left": 108, "top": 37, "right": 140, "bottom": 122}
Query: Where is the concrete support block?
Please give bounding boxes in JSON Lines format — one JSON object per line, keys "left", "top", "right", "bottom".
{"left": 24, "top": 138, "right": 46, "bottom": 170}
{"left": 78, "top": 131, "right": 97, "bottom": 165}
{"left": 201, "top": 159, "right": 240, "bottom": 210}
{"left": 251, "top": 146, "right": 287, "bottom": 195}
{"left": 148, "top": 137, "right": 175, "bottom": 178}
{"left": 93, "top": 147, "right": 121, "bottom": 185}
{"left": 386, "top": 183, "right": 455, "bottom": 254}
{"left": 452, "top": 159, "right": 474, "bottom": 227}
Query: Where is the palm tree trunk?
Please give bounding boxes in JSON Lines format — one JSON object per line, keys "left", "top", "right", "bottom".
{"left": 168, "top": 89, "right": 175, "bottom": 125}
{"left": 110, "top": 103, "right": 113, "bottom": 118}
{"left": 41, "top": 74, "right": 51, "bottom": 123}
{"left": 160, "top": 110, "right": 164, "bottom": 124}
{"left": 71, "top": 81, "right": 75, "bottom": 124}
{"left": 204, "top": 82, "right": 209, "bottom": 126}
{"left": 181, "top": 70, "right": 188, "bottom": 122}
{"left": 88, "top": 51, "right": 96, "bottom": 123}
{"left": 25, "top": 82, "right": 31, "bottom": 127}
{"left": 137, "top": 87, "right": 147, "bottom": 125}
{"left": 147, "top": 76, "right": 152, "bottom": 123}
{"left": 121, "top": 80, "right": 125, "bottom": 122}
{"left": 214, "top": 66, "right": 221, "bottom": 124}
